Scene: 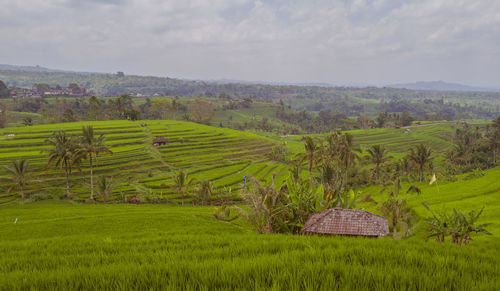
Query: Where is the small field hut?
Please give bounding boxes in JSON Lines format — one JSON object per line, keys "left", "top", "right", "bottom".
{"left": 302, "top": 208, "right": 389, "bottom": 237}
{"left": 153, "top": 137, "right": 168, "bottom": 147}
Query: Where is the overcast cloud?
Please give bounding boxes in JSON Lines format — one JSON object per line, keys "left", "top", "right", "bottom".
{"left": 1, "top": 0, "right": 500, "bottom": 86}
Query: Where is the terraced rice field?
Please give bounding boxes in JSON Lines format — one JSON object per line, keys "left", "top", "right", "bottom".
{"left": 283, "top": 123, "right": 457, "bottom": 158}
{"left": 1, "top": 166, "right": 499, "bottom": 290}
{"left": 0, "top": 120, "right": 286, "bottom": 204}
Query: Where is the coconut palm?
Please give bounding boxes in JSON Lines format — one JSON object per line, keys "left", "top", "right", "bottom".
{"left": 408, "top": 144, "right": 433, "bottom": 182}
{"left": 96, "top": 176, "right": 115, "bottom": 203}
{"left": 366, "top": 145, "right": 390, "bottom": 184}
{"left": 171, "top": 170, "right": 196, "bottom": 205}
{"left": 485, "top": 126, "right": 500, "bottom": 164}
{"left": 197, "top": 179, "right": 214, "bottom": 205}
{"left": 379, "top": 196, "right": 409, "bottom": 239}
{"left": 3, "top": 159, "right": 32, "bottom": 200}
{"left": 303, "top": 136, "right": 318, "bottom": 189}
{"left": 80, "top": 126, "right": 112, "bottom": 201}
{"left": 45, "top": 130, "right": 83, "bottom": 199}
{"left": 316, "top": 164, "right": 336, "bottom": 201}
{"left": 338, "top": 133, "right": 361, "bottom": 186}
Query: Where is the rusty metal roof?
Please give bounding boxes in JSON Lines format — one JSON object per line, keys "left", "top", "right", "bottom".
{"left": 302, "top": 208, "right": 389, "bottom": 237}
{"left": 153, "top": 137, "right": 168, "bottom": 143}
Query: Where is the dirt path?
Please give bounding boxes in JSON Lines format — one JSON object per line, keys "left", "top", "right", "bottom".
{"left": 138, "top": 123, "right": 173, "bottom": 170}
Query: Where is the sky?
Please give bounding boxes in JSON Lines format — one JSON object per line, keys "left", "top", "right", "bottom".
{"left": 1, "top": 0, "right": 500, "bottom": 87}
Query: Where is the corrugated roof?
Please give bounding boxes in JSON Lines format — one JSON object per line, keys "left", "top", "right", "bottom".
{"left": 302, "top": 208, "right": 389, "bottom": 237}
{"left": 153, "top": 137, "right": 168, "bottom": 143}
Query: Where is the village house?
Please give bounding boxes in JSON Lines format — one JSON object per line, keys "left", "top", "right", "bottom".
{"left": 153, "top": 137, "right": 168, "bottom": 147}
{"left": 302, "top": 208, "right": 389, "bottom": 237}
{"left": 8, "top": 85, "right": 90, "bottom": 98}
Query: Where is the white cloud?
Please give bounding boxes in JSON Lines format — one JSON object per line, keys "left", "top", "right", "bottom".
{"left": 0, "top": 0, "right": 499, "bottom": 86}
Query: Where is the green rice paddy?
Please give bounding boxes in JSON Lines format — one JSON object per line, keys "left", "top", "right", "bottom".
{"left": 0, "top": 120, "right": 499, "bottom": 290}
{"left": 0, "top": 120, "right": 285, "bottom": 204}
{"left": 0, "top": 179, "right": 498, "bottom": 290}
{"left": 282, "top": 123, "right": 457, "bottom": 159}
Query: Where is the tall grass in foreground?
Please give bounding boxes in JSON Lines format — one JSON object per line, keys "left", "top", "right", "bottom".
{"left": 0, "top": 202, "right": 498, "bottom": 290}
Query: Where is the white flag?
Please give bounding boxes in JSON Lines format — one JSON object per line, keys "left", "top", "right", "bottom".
{"left": 429, "top": 174, "right": 437, "bottom": 185}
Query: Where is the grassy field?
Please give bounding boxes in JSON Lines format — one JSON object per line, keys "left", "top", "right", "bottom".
{"left": 281, "top": 122, "right": 458, "bottom": 159}
{"left": 0, "top": 120, "right": 499, "bottom": 290}
{"left": 0, "top": 175, "right": 498, "bottom": 290}
{"left": 0, "top": 120, "right": 484, "bottom": 204}
{"left": 0, "top": 120, "right": 287, "bottom": 204}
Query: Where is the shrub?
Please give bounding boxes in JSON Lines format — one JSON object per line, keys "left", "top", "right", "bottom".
{"left": 30, "top": 194, "right": 51, "bottom": 202}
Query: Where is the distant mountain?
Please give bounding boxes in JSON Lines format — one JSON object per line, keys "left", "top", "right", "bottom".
{"left": 0, "top": 64, "right": 102, "bottom": 75}
{"left": 388, "top": 81, "right": 499, "bottom": 92}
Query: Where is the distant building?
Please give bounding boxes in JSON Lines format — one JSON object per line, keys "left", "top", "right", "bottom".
{"left": 8, "top": 84, "right": 90, "bottom": 98}
{"left": 302, "top": 208, "right": 389, "bottom": 237}
{"left": 153, "top": 137, "right": 168, "bottom": 147}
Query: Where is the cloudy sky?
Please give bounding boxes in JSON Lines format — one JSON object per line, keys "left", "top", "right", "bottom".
{"left": 1, "top": 0, "right": 500, "bottom": 86}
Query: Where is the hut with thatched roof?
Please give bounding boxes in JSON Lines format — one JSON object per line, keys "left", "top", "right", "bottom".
{"left": 302, "top": 208, "right": 389, "bottom": 237}
{"left": 153, "top": 137, "right": 168, "bottom": 147}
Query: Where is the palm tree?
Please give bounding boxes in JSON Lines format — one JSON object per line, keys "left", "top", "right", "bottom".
{"left": 22, "top": 117, "right": 33, "bottom": 126}
{"left": 366, "top": 145, "right": 390, "bottom": 184}
{"left": 303, "top": 136, "right": 317, "bottom": 190}
{"left": 3, "top": 160, "right": 32, "bottom": 200}
{"left": 408, "top": 144, "right": 433, "bottom": 182}
{"left": 316, "top": 164, "right": 336, "bottom": 201}
{"left": 96, "top": 176, "right": 115, "bottom": 203}
{"left": 197, "top": 179, "right": 214, "bottom": 205}
{"left": 236, "top": 177, "right": 284, "bottom": 234}
{"left": 80, "top": 126, "right": 112, "bottom": 201}
{"left": 379, "top": 196, "right": 409, "bottom": 239}
{"left": 338, "top": 133, "right": 361, "bottom": 186}
{"left": 485, "top": 126, "right": 500, "bottom": 165}
{"left": 45, "top": 131, "right": 83, "bottom": 199}
{"left": 171, "top": 170, "right": 196, "bottom": 205}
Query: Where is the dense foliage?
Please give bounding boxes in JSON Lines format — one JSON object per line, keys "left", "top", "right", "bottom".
{"left": 1, "top": 69, "right": 499, "bottom": 121}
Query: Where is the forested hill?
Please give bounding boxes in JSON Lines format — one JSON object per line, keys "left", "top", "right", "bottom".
{"left": 1, "top": 68, "right": 499, "bottom": 100}
{"left": 1, "top": 68, "right": 500, "bottom": 119}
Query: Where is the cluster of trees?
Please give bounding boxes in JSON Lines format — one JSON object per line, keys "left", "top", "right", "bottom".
{"left": 0, "top": 80, "right": 9, "bottom": 98}
{"left": 233, "top": 168, "right": 420, "bottom": 237}
{"left": 445, "top": 118, "right": 500, "bottom": 172}
{"left": 424, "top": 204, "right": 491, "bottom": 244}
{"left": 275, "top": 105, "right": 416, "bottom": 134}
{"left": 378, "top": 98, "right": 497, "bottom": 121}
{"left": 374, "top": 111, "right": 413, "bottom": 128}
{"left": 230, "top": 136, "right": 490, "bottom": 240}
{"left": 7, "top": 95, "right": 219, "bottom": 125}
{"left": 3, "top": 68, "right": 500, "bottom": 123}
{"left": 228, "top": 132, "right": 434, "bottom": 236}
{"left": 3, "top": 126, "right": 112, "bottom": 200}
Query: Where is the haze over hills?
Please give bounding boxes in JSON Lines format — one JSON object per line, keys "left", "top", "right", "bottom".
{"left": 3, "top": 63, "right": 499, "bottom": 93}
{"left": 0, "top": 64, "right": 101, "bottom": 75}
{"left": 388, "top": 81, "right": 500, "bottom": 93}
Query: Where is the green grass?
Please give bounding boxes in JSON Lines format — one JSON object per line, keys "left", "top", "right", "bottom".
{"left": 281, "top": 122, "right": 458, "bottom": 159}
{"left": 0, "top": 119, "right": 499, "bottom": 290}
{"left": 357, "top": 166, "right": 500, "bottom": 237}
{"left": 0, "top": 195, "right": 498, "bottom": 290}
{"left": 0, "top": 120, "right": 282, "bottom": 203}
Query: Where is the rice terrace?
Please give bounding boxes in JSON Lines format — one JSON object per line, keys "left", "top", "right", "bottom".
{"left": 2, "top": 1, "right": 500, "bottom": 290}
{"left": 1, "top": 115, "right": 499, "bottom": 290}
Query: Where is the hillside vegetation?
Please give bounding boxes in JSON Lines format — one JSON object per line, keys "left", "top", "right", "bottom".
{"left": 281, "top": 122, "right": 456, "bottom": 158}
{"left": 1, "top": 164, "right": 499, "bottom": 291}
{"left": 1, "top": 69, "right": 499, "bottom": 120}
{"left": 0, "top": 120, "right": 285, "bottom": 204}
{"left": 0, "top": 118, "right": 499, "bottom": 290}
